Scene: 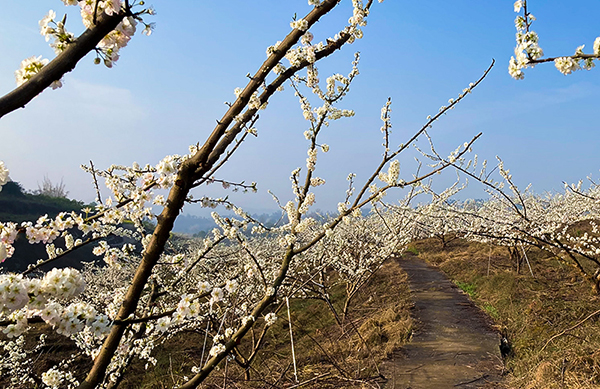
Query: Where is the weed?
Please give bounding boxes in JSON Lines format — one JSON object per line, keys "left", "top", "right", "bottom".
{"left": 482, "top": 302, "right": 500, "bottom": 320}
{"left": 405, "top": 246, "right": 419, "bottom": 255}
{"left": 455, "top": 280, "right": 477, "bottom": 299}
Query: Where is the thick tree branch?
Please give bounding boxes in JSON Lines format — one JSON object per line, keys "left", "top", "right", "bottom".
{"left": 190, "top": 0, "right": 346, "bottom": 180}
{"left": 0, "top": 11, "right": 125, "bottom": 119}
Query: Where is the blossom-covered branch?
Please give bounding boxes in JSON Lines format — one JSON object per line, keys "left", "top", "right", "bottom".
{"left": 0, "top": 1, "right": 154, "bottom": 118}
{"left": 509, "top": 0, "right": 600, "bottom": 78}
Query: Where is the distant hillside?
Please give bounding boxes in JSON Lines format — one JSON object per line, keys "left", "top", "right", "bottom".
{"left": 171, "top": 211, "right": 343, "bottom": 236}
{"left": 172, "top": 214, "right": 218, "bottom": 236}
{"left": 0, "top": 231, "right": 129, "bottom": 273}
{"left": 0, "top": 181, "right": 86, "bottom": 223}
{"left": 0, "top": 181, "right": 97, "bottom": 273}
{"left": 172, "top": 212, "right": 286, "bottom": 236}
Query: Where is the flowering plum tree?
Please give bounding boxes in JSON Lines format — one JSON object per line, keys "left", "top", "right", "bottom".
{"left": 420, "top": 153, "right": 600, "bottom": 292}
{"left": 0, "top": 0, "right": 495, "bottom": 387}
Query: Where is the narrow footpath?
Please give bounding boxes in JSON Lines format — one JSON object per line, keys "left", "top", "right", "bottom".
{"left": 381, "top": 255, "right": 505, "bottom": 388}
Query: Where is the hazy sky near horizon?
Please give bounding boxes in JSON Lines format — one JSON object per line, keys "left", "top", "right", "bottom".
{"left": 1, "top": 1, "right": 599, "bottom": 216}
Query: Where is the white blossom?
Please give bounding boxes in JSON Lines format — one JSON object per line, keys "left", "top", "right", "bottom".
{"left": 264, "top": 312, "right": 278, "bottom": 326}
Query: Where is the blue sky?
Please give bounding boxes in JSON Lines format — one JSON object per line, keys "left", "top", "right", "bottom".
{"left": 1, "top": 1, "right": 599, "bottom": 215}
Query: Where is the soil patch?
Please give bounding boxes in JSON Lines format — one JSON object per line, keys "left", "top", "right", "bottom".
{"left": 381, "top": 255, "right": 505, "bottom": 388}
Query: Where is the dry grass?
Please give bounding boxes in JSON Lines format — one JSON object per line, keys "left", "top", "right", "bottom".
{"left": 199, "top": 258, "right": 414, "bottom": 388}
{"left": 411, "top": 237, "right": 600, "bottom": 389}
{"left": 3, "top": 258, "right": 412, "bottom": 388}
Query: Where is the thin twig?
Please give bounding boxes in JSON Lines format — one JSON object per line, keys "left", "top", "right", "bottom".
{"left": 454, "top": 374, "right": 488, "bottom": 386}
{"left": 521, "top": 244, "right": 535, "bottom": 277}
{"left": 286, "top": 297, "right": 299, "bottom": 383}
{"left": 286, "top": 373, "right": 331, "bottom": 389}
{"left": 90, "top": 160, "right": 103, "bottom": 205}
{"left": 541, "top": 308, "right": 600, "bottom": 352}
{"left": 23, "top": 235, "right": 106, "bottom": 275}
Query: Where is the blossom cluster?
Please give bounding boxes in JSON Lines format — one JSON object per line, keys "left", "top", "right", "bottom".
{"left": 39, "top": 9, "right": 74, "bottom": 56}
{"left": 264, "top": 312, "right": 277, "bottom": 326}
{"left": 553, "top": 43, "right": 599, "bottom": 75}
{"left": 41, "top": 366, "right": 77, "bottom": 389}
{"left": 378, "top": 160, "right": 400, "bottom": 186}
{"left": 0, "top": 221, "right": 17, "bottom": 263}
{"left": 290, "top": 18, "right": 309, "bottom": 32}
{"left": 0, "top": 334, "right": 52, "bottom": 387}
{"left": 0, "top": 161, "right": 8, "bottom": 190}
{"left": 508, "top": 1, "right": 543, "bottom": 80}
{"left": 0, "top": 268, "right": 113, "bottom": 339}
{"left": 81, "top": 1, "right": 140, "bottom": 68}
{"left": 14, "top": 56, "right": 60, "bottom": 89}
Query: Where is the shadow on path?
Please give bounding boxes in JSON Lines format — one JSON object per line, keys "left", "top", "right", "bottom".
{"left": 381, "top": 255, "right": 505, "bottom": 388}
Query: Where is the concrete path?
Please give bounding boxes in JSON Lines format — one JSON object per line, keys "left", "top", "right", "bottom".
{"left": 381, "top": 255, "right": 505, "bottom": 389}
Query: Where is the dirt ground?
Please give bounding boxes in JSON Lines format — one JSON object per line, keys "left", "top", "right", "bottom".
{"left": 380, "top": 255, "right": 505, "bottom": 388}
